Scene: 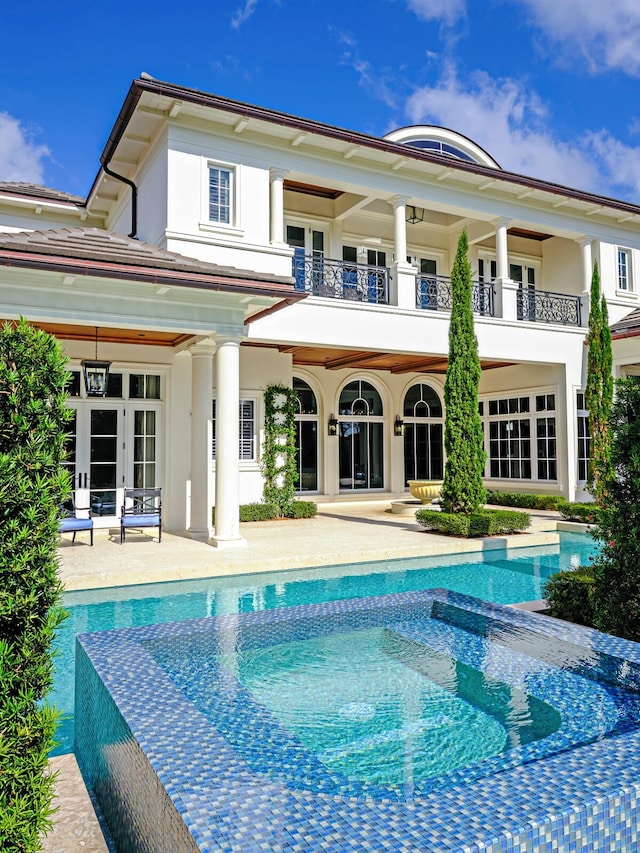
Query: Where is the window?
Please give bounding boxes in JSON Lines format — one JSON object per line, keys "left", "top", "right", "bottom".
{"left": 129, "top": 374, "right": 161, "bottom": 400}
{"left": 577, "top": 391, "right": 590, "bottom": 483}
{"left": 403, "top": 383, "right": 444, "bottom": 484}
{"left": 338, "top": 380, "right": 384, "bottom": 490}
{"left": 618, "top": 249, "right": 631, "bottom": 291}
{"left": 209, "top": 165, "right": 232, "bottom": 224}
{"left": 293, "top": 378, "right": 318, "bottom": 492}
{"left": 211, "top": 399, "right": 256, "bottom": 461}
{"left": 484, "top": 393, "right": 556, "bottom": 481}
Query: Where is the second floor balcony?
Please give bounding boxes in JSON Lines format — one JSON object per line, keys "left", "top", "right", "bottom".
{"left": 293, "top": 255, "right": 390, "bottom": 304}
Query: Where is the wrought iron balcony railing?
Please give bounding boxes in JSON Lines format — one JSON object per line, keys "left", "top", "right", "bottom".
{"left": 293, "top": 255, "right": 389, "bottom": 304}
{"left": 516, "top": 288, "right": 582, "bottom": 326}
{"left": 416, "top": 275, "right": 496, "bottom": 316}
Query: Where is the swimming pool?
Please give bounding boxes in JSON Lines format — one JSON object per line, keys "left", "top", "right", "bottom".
{"left": 76, "top": 588, "right": 640, "bottom": 852}
{"left": 53, "top": 532, "right": 598, "bottom": 754}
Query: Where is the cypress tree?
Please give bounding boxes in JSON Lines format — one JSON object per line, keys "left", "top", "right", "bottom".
{"left": 592, "top": 377, "right": 640, "bottom": 639}
{"left": 0, "top": 319, "right": 71, "bottom": 850}
{"left": 441, "top": 229, "right": 486, "bottom": 514}
{"left": 585, "top": 262, "right": 613, "bottom": 502}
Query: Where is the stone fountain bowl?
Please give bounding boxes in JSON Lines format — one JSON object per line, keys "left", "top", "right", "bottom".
{"left": 407, "top": 480, "right": 443, "bottom": 503}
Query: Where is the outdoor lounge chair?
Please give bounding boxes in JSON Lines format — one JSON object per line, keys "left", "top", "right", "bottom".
{"left": 59, "top": 496, "right": 94, "bottom": 545}
{"left": 120, "top": 487, "right": 162, "bottom": 543}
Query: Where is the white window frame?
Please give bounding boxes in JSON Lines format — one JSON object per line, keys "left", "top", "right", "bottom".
{"left": 617, "top": 248, "right": 632, "bottom": 293}
{"left": 576, "top": 391, "right": 590, "bottom": 485}
{"left": 211, "top": 395, "right": 258, "bottom": 465}
{"left": 200, "top": 159, "right": 243, "bottom": 236}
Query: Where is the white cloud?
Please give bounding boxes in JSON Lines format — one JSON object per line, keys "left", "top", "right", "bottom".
{"left": 407, "top": 0, "right": 466, "bottom": 27}
{"left": 514, "top": 0, "right": 640, "bottom": 75}
{"left": 0, "top": 113, "right": 50, "bottom": 183}
{"left": 338, "top": 31, "right": 399, "bottom": 109}
{"left": 404, "top": 67, "right": 640, "bottom": 200}
{"left": 231, "top": 0, "right": 259, "bottom": 29}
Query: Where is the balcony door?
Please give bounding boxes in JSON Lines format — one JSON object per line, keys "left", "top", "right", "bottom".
{"left": 286, "top": 224, "right": 325, "bottom": 292}
{"left": 511, "top": 263, "right": 537, "bottom": 321}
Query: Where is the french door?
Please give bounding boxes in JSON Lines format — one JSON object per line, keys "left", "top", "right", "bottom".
{"left": 64, "top": 402, "right": 160, "bottom": 525}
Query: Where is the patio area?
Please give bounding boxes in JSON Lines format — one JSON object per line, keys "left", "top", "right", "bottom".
{"left": 45, "top": 499, "right": 566, "bottom": 852}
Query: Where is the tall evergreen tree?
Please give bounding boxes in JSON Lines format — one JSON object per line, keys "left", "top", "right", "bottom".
{"left": 585, "top": 262, "right": 613, "bottom": 501}
{"left": 441, "top": 229, "right": 486, "bottom": 514}
{"left": 592, "top": 376, "right": 640, "bottom": 639}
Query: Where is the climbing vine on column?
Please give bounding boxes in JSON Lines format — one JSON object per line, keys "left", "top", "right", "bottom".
{"left": 262, "top": 384, "right": 298, "bottom": 517}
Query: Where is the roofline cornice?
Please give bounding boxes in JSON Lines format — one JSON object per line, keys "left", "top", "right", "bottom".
{"left": 0, "top": 249, "right": 301, "bottom": 299}
{"left": 86, "top": 76, "right": 640, "bottom": 220}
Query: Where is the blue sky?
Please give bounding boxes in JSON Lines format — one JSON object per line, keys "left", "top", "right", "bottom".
{"left": 1, "top": 0, "right": 640, "bottom": 202}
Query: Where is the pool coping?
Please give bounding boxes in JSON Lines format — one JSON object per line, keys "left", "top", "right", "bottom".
{"left": 76, "top": 589, "right": 640, "bottom": 852}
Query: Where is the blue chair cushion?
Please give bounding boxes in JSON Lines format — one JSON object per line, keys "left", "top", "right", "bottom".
{"left": 121, "top": 513, "right": 160, "bottom": 529}
{"left": 59, "top": 517, "right": 93, "bottom": 533}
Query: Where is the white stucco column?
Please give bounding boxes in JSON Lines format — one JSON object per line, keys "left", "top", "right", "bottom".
{"left": 212, "top": 336, "right": 246, "bottom": 548}
{"left": 390, "top": 195, "right": 416, "bottom": 309}
{"left": 495, "top": 217, "right": 510, "bottom": 280}
{"left": 269, "top": 167, "right": 287, "bottom": 246}
{"left": 577, "top": 236, "right": 593, "bottom": 326}
{"left": 392, "top": 195, "right": 408, "bottom": 264}
{"left": 189, "top": 339, "right": 216, "bottom": 538}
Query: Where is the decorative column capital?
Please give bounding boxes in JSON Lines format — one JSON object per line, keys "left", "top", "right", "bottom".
{"left": 270, "top": 167, "right": 288, "bottom": 181}
{"left": 493, "top": 216, "right": 511, "bottom": 230}
{"left": 575, "top": 235, "right": 594, "bottom": 248}
{"left": 391, "top": 194, "right": 409, "bottom": 210}
{"left": 189, "top": 338, "right": 217, "bottom": 358}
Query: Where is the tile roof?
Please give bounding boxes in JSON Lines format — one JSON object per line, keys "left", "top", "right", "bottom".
{"left": 0, "top": 182, "right": 85, "bottom": 205}
{"left": 610, "top": 308, "right": 640, "bottom": 336}
{"left": 0, "top": 227, "right": 295, "bottom": 289}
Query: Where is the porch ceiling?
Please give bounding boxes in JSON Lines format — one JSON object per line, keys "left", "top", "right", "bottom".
{"left": 2, "top": 320, "right": 193, "bottom": 348}
{"left": 248, "top": 343, "right": 513, "bottom": 373}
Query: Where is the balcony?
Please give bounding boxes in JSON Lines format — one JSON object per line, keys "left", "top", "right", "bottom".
{"left": 293, "top": 255, "right": 389, "bottom": 304}
{"left": 416, "top": 275, "right": 496, "bottom": 316}
{"left": 516, "top": 289, "right": 582, "bottom": 326}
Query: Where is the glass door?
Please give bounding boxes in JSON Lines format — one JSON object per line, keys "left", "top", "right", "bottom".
{"left": 67, "top": 402, "right": 124, "bottom": 523}
{"left": 286, "top": 224, "right": 325, "bottom": 293}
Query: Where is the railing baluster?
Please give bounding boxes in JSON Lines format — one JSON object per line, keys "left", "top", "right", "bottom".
{"left": 292, "top": 255, "right": 390, "bottom": 304}
{"left": 415, "top": 275, "right": 495, "bottom": 316}
{"left": 516, "top": 288, "right": 582, "bottom": 326}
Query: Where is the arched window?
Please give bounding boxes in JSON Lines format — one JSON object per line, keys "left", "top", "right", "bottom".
{"left": 338, "top": 380, "right": 384, "bottom": 490}
{"left": 293, "top": 378, "right": 318, "bottom": 491}
{"left": 403, "top": 383, "right": 444, "bottom": 484}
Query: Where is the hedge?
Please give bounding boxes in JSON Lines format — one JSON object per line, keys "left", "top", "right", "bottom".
{"left": 415, "top": 508, "right": 531, "bottom": 537}
{"left": 543, "top": 567, "right": 595, "bottom": 627}
{"left": 212, "top": 501, "right": 317, "bottom": 524}
{"left": 558, "top": 502, "right": 599, "bottom": 523}
{"left": 485, "top": 490, "right": 567, "bottom": 511}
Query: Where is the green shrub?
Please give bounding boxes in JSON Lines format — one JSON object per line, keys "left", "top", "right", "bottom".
{"left": 485, "top": 490, "right": 566, "bottom": 511}
{"left": 544, "top": 567, "right": 595, "bottom": 627}
{"left": 415, "top": 508, "right": 530, "bottom": 537}
{"left": 289, "top": 501, "right": 317, "bottom": 519}
{"left": 213, "top": 500, "right": 317, "bottom": 523}
{"left": 0, "top": 319, "right": 71, "bottom": 850}
{"left": 558, "top": 502, "right": 599, "bottom": 523}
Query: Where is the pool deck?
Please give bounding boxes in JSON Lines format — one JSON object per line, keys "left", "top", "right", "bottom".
{"left": 44, "top": 499, "right": 577, "bottom": 852}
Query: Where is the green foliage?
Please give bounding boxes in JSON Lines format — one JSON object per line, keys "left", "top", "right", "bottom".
{"left": 415, "top": 508, "right": 530, "bottom": 537}
{"left": 289, "top": 500, "right": 318, "bottom": 519}
{"left": 558, "top": 502, "right": 599, "bottom": 523}
{"left": 585, "top": 262, "right": 613, "bottom": 502}
{"left": 592, "top": 377, "right": 640, "bottom": 639}
{"left": 261, "top": 384, "right": 298, "bottom": 517}
{"left": 0, "top": 319, "right": 71, "bottom": 851}
{"left": 441, "top": 229, "right": 486, "bottom": 514}
{"left": 212, "top": 500, "right": 317, "bottom": 523}
{"left": 544, "top": 567, "right": 595, "bottom": 627}
{"left": 485, "top": 490, "right": 566, "bottom": 511}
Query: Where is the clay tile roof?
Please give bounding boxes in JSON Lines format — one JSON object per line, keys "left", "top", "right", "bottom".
{"left": 0, "top": 226, "right": 295, "bottom": 288}
{"left": 0, "top": 182, "right": 85, "bottom": 205}
{"left": 610, "top": 308, "right": 640, "bottom": 337}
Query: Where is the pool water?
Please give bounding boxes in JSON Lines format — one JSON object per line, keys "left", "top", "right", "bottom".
{"left": 53, "top": 532, "right": 598, "bottom": 754}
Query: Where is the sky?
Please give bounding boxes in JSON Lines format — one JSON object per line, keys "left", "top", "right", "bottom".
{"left": 1, "top": 0, "right": 640, "bottom": 203}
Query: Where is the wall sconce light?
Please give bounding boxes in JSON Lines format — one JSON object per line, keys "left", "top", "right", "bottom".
{"left": 394, "top": 415, "right": 404, "bottom": 437}
{"left": 82, "top": 326, "right": 111, "bottom": 397}
{"left": 405, "top": 205, "right": 424, "bottom": 224}
{"left": 328, "top": 414, "right": 338, "bottom": 436}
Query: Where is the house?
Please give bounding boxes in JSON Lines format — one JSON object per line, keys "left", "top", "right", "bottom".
{"left": 1, "top": 75, "right": 639, "bottom": 546}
